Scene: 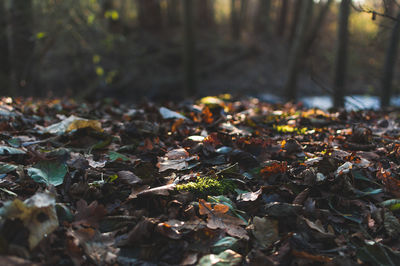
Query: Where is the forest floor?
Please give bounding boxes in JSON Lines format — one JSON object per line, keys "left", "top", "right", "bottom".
{"left": 1, "top": 95, "right": 400, "bottom": 265}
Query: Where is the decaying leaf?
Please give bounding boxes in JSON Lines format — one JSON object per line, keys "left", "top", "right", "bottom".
{"left": 117, "top": 170, "right": 142, "bottom": 185}
{"left": 157, "top": 148, "right": 198, "bottom": 172}
{"left": 212, "top": 236, "right": 240, "bottom": 253}
{"left": 0, "top": 192, "right": 58, "bottom": 250}
{"left": 384, "top": 209, "right": 400, "bottom": 238}
{"left": 73, "top": 200, "right": 107, "bottom": 228}
{"left": 252, "top": 216, "right": 279, "bottom": 248}
{"left": 198, "top": 249, "right": 242, "bottom": 266}
{"left": 302, "top": 217, "right": 335, "bottom": 238}
{"left": 43, "top": 115, "right": 102, "bottom": 135}
{"left": 159, "top": 107, "right": 188, "bottom": 120}
{"left": 199, "top": 199, "right": 248, "bottom": 239}
{"left": 67, "top": 227, "right": 119, "bottom": 265}
{"left": 0, "top": 145, "right": 26, "bottom": 155}
{"left": 236, "top": 189, "right": 262, "bottom": 202}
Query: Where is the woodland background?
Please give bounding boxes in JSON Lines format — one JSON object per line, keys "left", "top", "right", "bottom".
{"left": 1, "top": 0, "right": 400, "bottom": 107}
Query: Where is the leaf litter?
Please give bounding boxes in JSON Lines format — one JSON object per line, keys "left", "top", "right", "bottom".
{"left": 0, "top": 96, "right": 400, "bottom": 264}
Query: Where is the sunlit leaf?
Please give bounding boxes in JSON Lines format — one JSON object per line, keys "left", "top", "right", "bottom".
{"left": 199, "top": 96, "right": 224, "bottom": 107}
{"left": 92, "top": 54, "right": 101, "bottom": 63}
{"left": 108, "top": 151, "right": 129, "bottom": 162}
{"left": 198, "top": 250, "right": 242, "bottom": 266}
{"left": 382, "top": 199, "right": 400, "bottom": 211}
{"left": 0, "top": 163, "right": 18, "bottom": 174}
{"left": 104, "top": 10, "right": 119, "bottom": 20}
{"left": 212, "top": 237, "right": 240, "bottom": 253}
{"left": 0, "top": 192, "right": 58, "bottom": 249}
{"left": 43, "top": 115, "right": 103, "bottom": 135}
{"left": 96, "top": 66, "right": 104, "bottom": 76}
{"left": 159, "top": 107, "right": 187, "bottom": 120}
{"left": 36, "top": 32, "right": 47, "bottom": 39}
{"left": 0, "top": 146, "right": 26, "bottom": 155}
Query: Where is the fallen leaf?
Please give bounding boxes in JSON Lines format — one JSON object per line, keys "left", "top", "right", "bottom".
{"left": 27, "top": 160, "right": 67, "bottom": 186}
{"left": 212, "top": 236, "right": 240, "bottom": 253}
{"left": 292, "top": 250, "right": 333, "bottom": 263}
{"left": 198, "top": 249, "right": 242, "bottom": 266}
{"left": 384, "top": 209, "right": 400, "bottom": 238}
{"left": 252, "top": 216, "right": 279, "bottom": 248}
{"left": 159, "top": 107, "right": 188, "bottom": 120}
{"left": 157, "top": 148, "right": 198, "bottom": 172}
{"left": 0, "top": 192, "right": 58, "bottom": 250}
{"left": 237, "top": 189, "right": 262, "bottom": 202}
{"left": 43, "top": 115, "right": 102, "bottom": 135}
{"left": 0, "top": 145, "right": 26, "bottom": 155}
{"left": 74, "top": 200, "right": 107, "bottom": 228}
{"left": 117, "top": 170, "right": 142, "bottom": 185}
{"left": 199, "top": 199, "right": 249, "bottom": 239}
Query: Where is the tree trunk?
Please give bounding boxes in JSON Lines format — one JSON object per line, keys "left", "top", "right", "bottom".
{"left": 283, "top": 0, "right": 314, "bottom": 102}
{"left": 101, "top": 0, "right": 123, "bottom": 33}
{"left": 288, "top": 0, "right": 303, "bottom": 47}
{"left": 231, "top": 0, "right": 240, "bottom": 40}
{"left": 0, "top": 0, "right": 10, "bottom": 94}
{"left": 276, "top": 0, "right": 289, "bottom": 37}
{"left": 167, "top": 0, "right": 180, "bottom": 27}
{"left": 333, "top": 0, "right": 351, "bottom": 108}
{"left": 304, "top": 0, "right": 333, "bottom": 53}
{"left": 137, "top": 0, "right": 162, "bottom": 30}
{"left": 238, "top": 0, "right": 247, "bottom": 34}
{"left": 183, "top": 0, "right": 196, "bottom": 96}
{"left": 383, "top": 0, "right": 395, "bottom": 17}
{"left": 197, "top": 0, "right": 214, "bottom": 28}
{"left": 381, "top": 12, "right": 400, "bottom": 107}
{"left": 9, "top": 0, "right": 34, "bottom": 96}
{"left": 254, "top": 0, "right": 271, "bottom": 35}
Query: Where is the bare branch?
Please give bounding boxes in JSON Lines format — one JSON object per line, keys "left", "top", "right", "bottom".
{"left": 351, "top": 1, "right": 398, "bottom": 21}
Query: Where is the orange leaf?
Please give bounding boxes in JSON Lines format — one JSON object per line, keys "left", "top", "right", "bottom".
{"left": 199, "top": 199, "right": 213, "bottom": 215}
{"left": 213, "top": 204, "right": 229, "bottom": 214}
{"left": 261, "top": 162, "right": 287, "bottom": 177}
{"left": 171, "top": 118, "right": 184, "bottom": 133}
{"left": 376, "top": 167, "right": 400, "bottom": 197}
{"left": 202, "top": 107, "right": 214, "bottom": 124}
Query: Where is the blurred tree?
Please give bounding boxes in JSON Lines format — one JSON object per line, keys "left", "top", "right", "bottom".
{"left": 381, "top": 12, "right": 400, "bottom": 107}
{"left": 276, "top": 0, "right": 289, "bottom": 37}
{"left": 138, "top": 0, "right": 162, "bottom": 30}
{"left": 0, "top": 0, "right": 9, "bottom": 93}
{"left": 383, "top": 0, "right": 395, "bottom": 17}
{"left": 304, "top": 0, "right": 333, "bottom": 53}
{"left": 197, "top": 0, "right": 215, "bottom": 28}
{"left": 288, "top": 0, "right": 303, "bottom": 47}
{"left": 254, "top": 0, "right": 271, "bottom": 35}
{"left": 284, "top": 0, "right": 314, "bottom": 102}
{"left": 333, "top": 0, "right": 351, "bottom": 108}
{"left": 101, "top": 0, "right": 123, "bottom": 33}
{"left": 231, "top": 0, "right": 240, "bottom": 40}
{"left": 9, "top": 0, "right": 34, "bottom": 96}
{"left": 239, "top": 0, "right": 247, "bottom": 35}
{"left": 167, "top": 0, "right": 180, "bottom": 27}
{"left": 183, "top": 0, "right": 196, "bottom": 96}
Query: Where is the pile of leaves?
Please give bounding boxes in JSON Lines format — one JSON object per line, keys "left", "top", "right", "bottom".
{"left": 0, "top": 95, "right": 400, "bottom": 265}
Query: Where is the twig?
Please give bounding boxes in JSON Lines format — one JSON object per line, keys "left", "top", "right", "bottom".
{"left": 351, "top": 2, "right": 399, "bottom": 21}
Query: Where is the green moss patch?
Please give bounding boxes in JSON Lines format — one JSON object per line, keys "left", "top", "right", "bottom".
{"left": 176, "top": 176, "right": 236, "bottom": 196}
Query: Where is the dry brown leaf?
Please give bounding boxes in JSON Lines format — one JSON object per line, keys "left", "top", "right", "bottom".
{"left": 199, "top": 199, "right": 249, "bottom": 240}
{"left": 252, "top": 216, "right": 279, "bottom": 248}
{"left": 74, "top": 200, "right": 107, "bottom": 228}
